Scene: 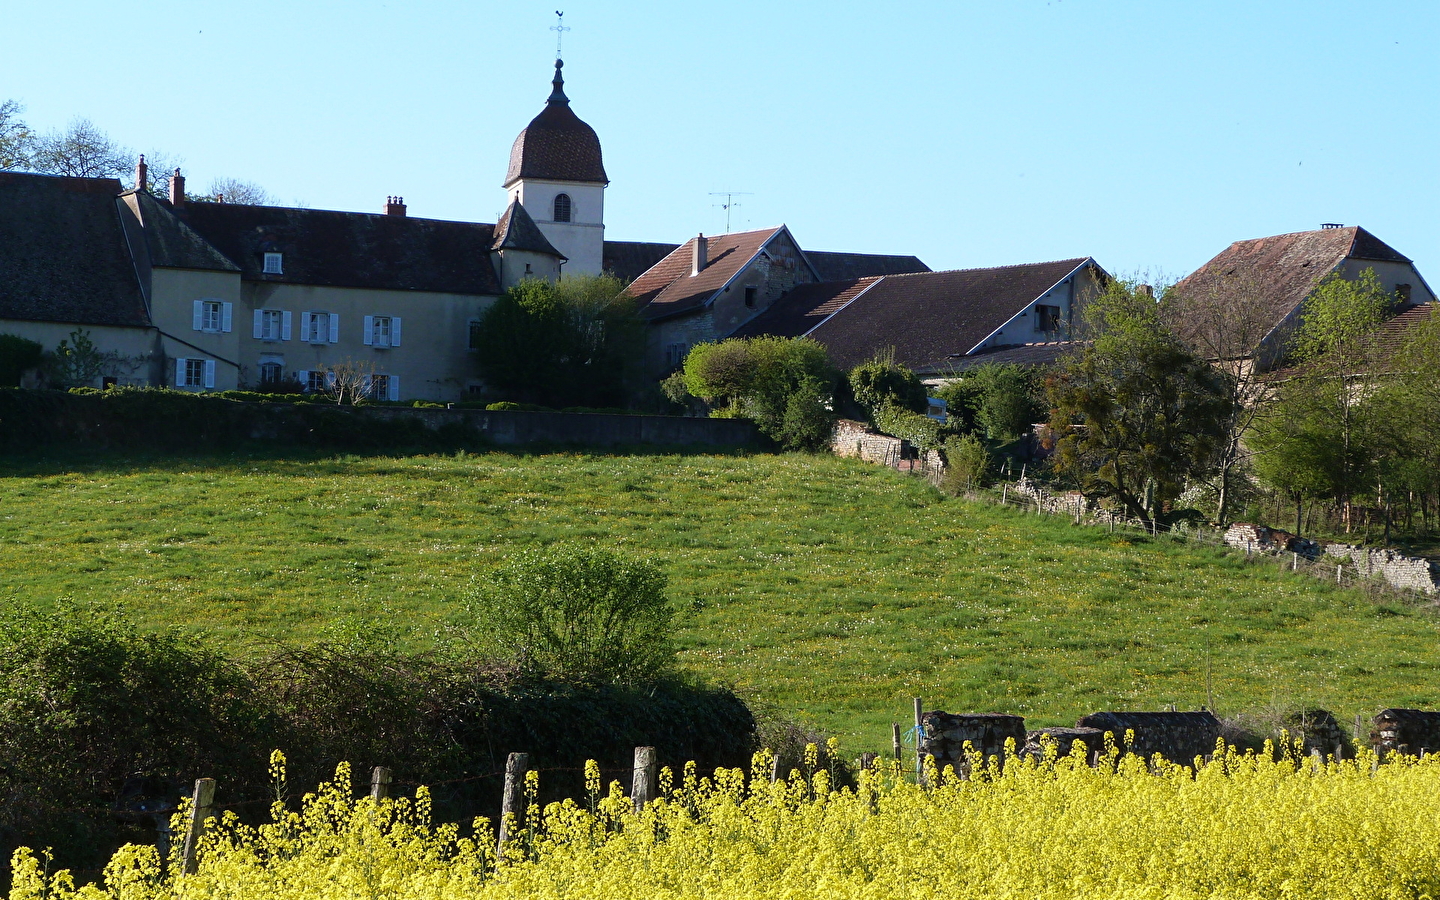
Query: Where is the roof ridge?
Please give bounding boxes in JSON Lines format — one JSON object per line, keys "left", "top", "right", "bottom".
{"left": 882, "top": 257, "right": 1089, "bottom": 278}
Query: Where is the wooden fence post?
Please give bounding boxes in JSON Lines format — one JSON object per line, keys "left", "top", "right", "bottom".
{"left": 1001, "top": 484, "right": 1007, "bottom": 505}
{"left": 631, "top": 746, "right": 657, "bottom": 812}
{"left": 1337, "top": 564, "right": 1343, "bottom": 583}
{"left": 913, "top": 697, "right": 925, "bottom": 783}
{"left": 179, "top": 778, "right": 215, "bottom": 875}
{"left": 496, "top": 752, "right": 529, "bottom": 854}
{"left": 770, "top": 752, "right": 783, "bottom": 783}
{"left": 370, "top": 766, "right": 392, "bottom": 801}
{"left": 892, "top": 723, "right": 902, "bottom": 762}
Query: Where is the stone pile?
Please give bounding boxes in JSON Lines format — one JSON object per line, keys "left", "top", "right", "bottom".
{"left": 1022, "top": 726, "right": 1105, "bottom": 760}
{"left": 1223, "top": 524, "right": 1321, "bottom": 559}
{"left": 917, "top": 712, "right": 1026, "bottom": 771}
{"left": 1074, "top": 711, "right": 1221, "bottom": 764}
{"left": 1371, "top": 709, "right": 1440, "bottom": 755}
{"left": 1282, "top": 708, "right": 1352, "bottom": 758}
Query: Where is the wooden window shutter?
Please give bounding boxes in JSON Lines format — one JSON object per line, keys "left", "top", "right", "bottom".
{"left": 328, "top": 315, "right": 340, "bottom": 343}
{"left": 221, "top": 302, "right": 234, "bottom": 333}
{"left": 388, "top": 376, "right": 400, "bottom": 402}
{"left": 175, "top": 357, "right": 187, "bottom": 386}
{"left": 253, "top": 309, "right": 264, "bottom": 339}
{"left": 192, "top": 301, "right": 204, "bottom": 331}
{"left": 391, "top": 317, "right": 402, "bottom": 346}
{"left": 363, "top": 315, "right": 374, "bottom": 346}
{"left": 203, "top": 360, "right": 216, "bottom": 389}
{"left": 281, "top": 310, "right": 293, "bottom": 341}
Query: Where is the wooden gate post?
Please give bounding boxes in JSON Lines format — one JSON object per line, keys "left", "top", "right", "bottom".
{"left": 180, "top": 778, "right": 215, "bottom": 875}
{"left": 632, "top": 746, "right": 658, "bottom": 812}
{"left": 913, "top": 697, "right": 926, "bottom": 784}
{"left": 370, "top": 766, "right": 392, "bottom": 801}
{"left": 892, "top": 723, "right": 903, "bottom": 762}
{"left": 496, "top": 752, "right": 529, "bottom": 854}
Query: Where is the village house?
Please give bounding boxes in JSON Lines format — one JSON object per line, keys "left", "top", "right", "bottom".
{"left": 1169, "top": 224, "right": 1437, "bottom": 369}
{"left": 0, "top": 58, "right": 933, "bottom": 400}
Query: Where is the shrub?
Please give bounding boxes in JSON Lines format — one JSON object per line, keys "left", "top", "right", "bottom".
{"left": 941, "top": 434, "right": 992, "bottom": 493}
{"left": 486, "top": 401, "right": 553, "bottom": 412}
{"left": 466, "top": 544, "right": 676, "bottom": 684}
{"left": 0, "top": 335, "right": 42, "bottom": 387}
{"left": 848, "top": 351, "right": 927, "bottom": 417}
{"left": 682, "top": 336, "right": 839, "bottom": 450}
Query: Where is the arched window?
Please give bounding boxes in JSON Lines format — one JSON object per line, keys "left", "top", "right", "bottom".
{"left": 553, "top": 193, "right": 572, "bottom": 222}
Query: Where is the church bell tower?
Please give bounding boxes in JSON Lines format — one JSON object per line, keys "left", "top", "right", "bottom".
{"left": 503, "top": 57, "right": 608, "bottom": 275}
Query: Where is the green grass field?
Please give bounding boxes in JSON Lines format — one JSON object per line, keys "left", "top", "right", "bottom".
{"left": 2, "top": 450, "right": 1436, "bottom": 748}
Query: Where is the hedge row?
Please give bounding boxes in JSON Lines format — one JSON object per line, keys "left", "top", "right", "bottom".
{"left": 0, "top": 608, "right": 755, "bottom": 882}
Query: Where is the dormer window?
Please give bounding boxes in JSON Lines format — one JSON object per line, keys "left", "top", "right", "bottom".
{"left": 553, "top": 193, "right": 571, "bottom": 223}
{"left": 263, "top": 252, "right": 284, "bottom": 274}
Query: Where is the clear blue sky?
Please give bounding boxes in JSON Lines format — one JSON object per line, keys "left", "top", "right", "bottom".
{"left": 5, "top": 1, "right": 1438, "bottom": 279}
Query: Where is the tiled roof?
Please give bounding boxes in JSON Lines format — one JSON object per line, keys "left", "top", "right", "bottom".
{"left": 1170, "top": 226, "right": 1410, "bottom": 350}
{"left": 743, "top": 259, "right": 1091, "bottom": 370}
{"left": 504, "top": 61, "right": 607, "bottom": 187}
{"left": 175, "top": 202, "right": 503, "bottom": 295}
{"left": 492, "top": 198, "right": 563, "bottom": 257}
{"left": 603, "top": 240, "right": 679, "bottom": 283}
{"left": 919, "top": 341, "right": 1086, "bottom": 375}
{"left": 625, "top": 227, "right": 786, "bottom": 319}
{"left": 0, "top": 172, "right": 149, "bottom": 327}
{"left": 1376, "top": 302, "right": 1438, "bottom": 362}
{"left": 731, "top": 278, "right": 879, "bottom": 339}
{"left": 806, "top": 250, "right": 930, "bottom": 281}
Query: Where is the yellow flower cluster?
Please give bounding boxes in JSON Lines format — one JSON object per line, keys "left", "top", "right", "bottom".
{"left": 12, "top": 740, "right": 1440, "bottom": 900}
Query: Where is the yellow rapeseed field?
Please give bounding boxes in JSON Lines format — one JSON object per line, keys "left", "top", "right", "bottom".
{"left": 12, "top": 742, "right": 1440, "bottom": 900}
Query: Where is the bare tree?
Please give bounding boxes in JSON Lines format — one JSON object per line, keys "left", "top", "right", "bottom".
{"left": 1162, "top": 269, "right": 1283, "bottom": 525}
{"left": 195, "top": 176, "right": 276, "bottom": 205}
{"left": 0, "top": 100, "right": 33, "bottom": 170}
{"left": 30, "top": 118, "right": 131, "bottom": 179}
{"left": 319, "top": 359, "right": 378, "bottom": 406}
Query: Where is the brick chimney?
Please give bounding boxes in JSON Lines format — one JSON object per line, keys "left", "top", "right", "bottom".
{"left": 1137, "top": 284, "right": 1154, "bottom": 300}
{"left": 134, "top": 154, "right": 147, "bottom": 192}
{"left": 384, "top": 196, "right": 407, "bottom": 216}
{"left": 691, "top": 233, "right": 707, "bottom": 276}
{"left": 169, "top": 168, "right": 185, "bottom": 208}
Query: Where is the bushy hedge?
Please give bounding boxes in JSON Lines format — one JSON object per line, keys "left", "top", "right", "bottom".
{"left": 871, "top": 402, "right": 943, "bottom": 450}
{"left": 0, "top": 606, "right": 755, "bottom": 883}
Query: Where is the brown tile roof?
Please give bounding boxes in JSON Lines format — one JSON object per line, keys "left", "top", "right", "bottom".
{"left": 603, "top": 240, "right": 680, "bottom": 283}
{"left": 1169, "top": 226, "right": 1411, "bottom": 351}
{"left": 806, "top": 250, "right": 930, "bottom": 280}
{"left": 921, "top": 341, "right": 1086, "bottom": 374}
{"left": 492, "top": 198, "right": 563, "bottom": 257}
{"left": 1376, "top": 302, "right": 1439, "bottom": 361}
{"left": 740, "top": 258, "right": 1091, "bottom": 370}
{"left": 503, "top": 61, "right": 607, "bottom": 187}
{"left": 175, "top": 201, "right": 503, "bottom": 295}
{"left": 731, "top": 277, "right": 879, "bottom": 339}
{"left": 626, "top": 227, "right": 788, "bottom": 320}
{"left": 0, "top": 172, "right": 150, "bottom": 328}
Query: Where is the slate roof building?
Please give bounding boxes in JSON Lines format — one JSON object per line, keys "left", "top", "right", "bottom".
{"left": 1169, "top": 225, "right": 1436, "bottom": 369}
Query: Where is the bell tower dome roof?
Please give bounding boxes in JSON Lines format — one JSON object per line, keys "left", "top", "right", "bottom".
{"left": 503, "top": 59, "right": 608, "bottom": 188}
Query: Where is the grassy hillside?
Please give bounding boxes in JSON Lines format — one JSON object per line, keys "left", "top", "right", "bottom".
{"left": 2, "top": 450, "right": 1436, "bottom": 748}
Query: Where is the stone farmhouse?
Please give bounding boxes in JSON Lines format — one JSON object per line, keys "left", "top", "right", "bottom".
{"left": 1170, "top": 225, "right": 1437, "bottom": 370}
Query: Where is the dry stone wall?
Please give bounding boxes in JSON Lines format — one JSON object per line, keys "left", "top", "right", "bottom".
{"left": 1073, "top": 711, "right": 1221, "bottom": 763}
{"left": 917, "top": 712, "right": 1026, "bottom": 770}
{"left": 1323, "top": 543, "right": 1440, "bottom": 596}
{"left": 1372, "top": 709, "right": 1440, "bottom": 754}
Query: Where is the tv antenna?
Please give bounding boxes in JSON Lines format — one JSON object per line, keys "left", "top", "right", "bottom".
{"left": 710, "top": 191, "right": 752, "bottom": 233}
{"left": 551, "top": 11, "right": 570, "bottom": 58}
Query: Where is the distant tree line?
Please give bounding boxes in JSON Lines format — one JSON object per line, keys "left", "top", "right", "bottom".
{"left": 0, "top": 99, "right": 272, "bottom": 202}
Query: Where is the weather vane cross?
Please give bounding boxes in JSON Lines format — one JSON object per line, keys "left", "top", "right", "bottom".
{"left": 551, "top": 11, "right": 570, "bottom": 58}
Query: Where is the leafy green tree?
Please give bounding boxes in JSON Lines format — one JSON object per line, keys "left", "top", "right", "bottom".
{"left": 848, "top": 350, "right": 927, "bottom": 417}
{"left": 0, "top": 99, "right": 33, "bottom": 170}
{"left": 940, "top": 433, "right": 992, "bottom": 494}
{"left": 1047, "top": 280, "right": 1232, "bottom": 526}
{"left": 466, "top": 544, "right": 675, "bottom": 684}
{"left": 933, "top": 363, "right": 1044, "bottom": 440}
{"left": 1251, "top": 269, "right": 1399, "bottom": 535}
{"left": 472, "top": 274, "right": 643, "bottom": 408}
{"left": 682, "top": 336, "right": 839, "bottom": 451}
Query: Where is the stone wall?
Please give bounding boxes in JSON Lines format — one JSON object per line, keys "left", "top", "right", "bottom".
{"left": 1323, "top": 543, "right": 1440, "bottom": 596}
{"left": 1074, "top": 711, "right": 1221, "bottom": 764}
{"left": 917, "top": 712, "right": 1026, "bottom": 770}
{"left": 1223, "top": 524, "right": 1321, "bottom": 559}
{"left": 1023, "top": 726, "right": 1105, "bottom": 760}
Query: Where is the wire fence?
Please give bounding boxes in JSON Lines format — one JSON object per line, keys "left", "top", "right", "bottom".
{"left": 921, "top": 472, "right": 1432, "bottom": 601}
